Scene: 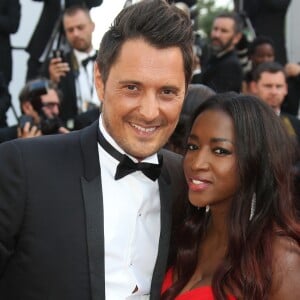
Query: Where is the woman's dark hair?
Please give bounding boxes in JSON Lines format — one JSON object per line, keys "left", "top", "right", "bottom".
{"left": 97, "top": 0, "right": 194, "bottom": 89}
{"left": 162, "top": 92, "right": 300, "bottom": 300}
{"left": 166, "top": 84, "right": 216, "bottom": 155}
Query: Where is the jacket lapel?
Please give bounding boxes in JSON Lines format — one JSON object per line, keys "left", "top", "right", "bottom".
{"left": 150, "top": 162, "right": 173, "bottom": 300}
{"left": 80, "top": 121, "right": 105, "bottom": 300}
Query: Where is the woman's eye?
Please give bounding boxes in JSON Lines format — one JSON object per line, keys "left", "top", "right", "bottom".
{"left": 186, "top": 143, "right": 198, "bottom": 151}
{"left": 214, "top": 148, "right": 231, "bottom": 155}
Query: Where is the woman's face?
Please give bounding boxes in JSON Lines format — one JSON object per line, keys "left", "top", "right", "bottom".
{"left": 251, "top": 44, "right": 275, "bottom": 67}
{"left": 184, "top": 109, "right": 239, "bottom": 210}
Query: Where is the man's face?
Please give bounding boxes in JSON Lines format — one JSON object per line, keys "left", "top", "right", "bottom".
{"left": 210, "top": 17, "right": 240, "bottom": 54}
{"left": 63, "top": 10, "right": 94, "bottom": 52}
{"left": 94, "top": 38, "right": 186, "bottom": 160}
{"left": 40, "top": 89, "right": 60, "bottom": 119}
{"left": 252, "top": 72, "right": 287, "bottom": 112}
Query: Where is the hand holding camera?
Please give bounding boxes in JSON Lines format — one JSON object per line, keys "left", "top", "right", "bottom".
{"left": 18, "top": 116, "right": 41, "bottom": 139}
{"left": 49, "top": 50, "right": 70, "bottom": 83}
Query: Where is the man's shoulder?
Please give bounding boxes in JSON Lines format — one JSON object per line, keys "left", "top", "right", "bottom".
{"left": 159, "top": 148, "right": 183, "bottom": 164}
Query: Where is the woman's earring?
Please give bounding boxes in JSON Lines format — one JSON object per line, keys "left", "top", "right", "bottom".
{"left": 249, "top": 193, "right": 256, "bottom": 221}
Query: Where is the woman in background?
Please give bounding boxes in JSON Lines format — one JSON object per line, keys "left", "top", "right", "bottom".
{"left": 162, "top": 93, "right": 300, "bottom": 299}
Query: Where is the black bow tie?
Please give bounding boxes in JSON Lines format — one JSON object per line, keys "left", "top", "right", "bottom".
{"left": 98, "top": 128, "right": 162, "bottom": 181}
{"left": 82, "top": 54, "right": 97, "bottom": 68}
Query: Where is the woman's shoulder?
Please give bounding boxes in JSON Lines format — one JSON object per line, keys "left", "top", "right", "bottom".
{"left": 270, "top": 235, "right": 300, "bottom": 299}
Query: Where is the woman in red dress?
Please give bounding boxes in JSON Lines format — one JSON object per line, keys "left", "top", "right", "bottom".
{"left": 161, "top": 93, "right": 300, "bottom": 299}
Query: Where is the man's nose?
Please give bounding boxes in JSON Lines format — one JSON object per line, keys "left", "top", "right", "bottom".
{"left": 138, "top": 93, "right": 160, "bottom": 121}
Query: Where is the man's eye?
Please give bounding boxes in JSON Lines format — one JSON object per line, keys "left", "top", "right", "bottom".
{"left": 161, "top": 88, "right": 178, "bottom": 97}
{"left": 127, "top": 85, "right": 137, "bottom": 91}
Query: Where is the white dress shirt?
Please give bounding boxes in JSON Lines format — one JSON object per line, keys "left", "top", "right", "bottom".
{"left": 73, "top": 49, "right": 99, "bottom": 112}
{"left": 98, "top": 115, "right": 161, "bottom": 299}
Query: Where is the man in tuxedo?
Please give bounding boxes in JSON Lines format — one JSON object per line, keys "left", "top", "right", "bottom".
{"left": 0, "top": 1, "right": 193, "bottom": 299}
{"left": 47, "top": 4, "right": 99, "bottom": 129}
{"left": 26, "top": 0, "right": 102, "bottom": 81}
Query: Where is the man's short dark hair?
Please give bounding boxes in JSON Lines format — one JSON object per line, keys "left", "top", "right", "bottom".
{"left": 96, "top": 0, "right": 194, "bottom": 88}
{"left": 214, "top": 11, "right": 243, "bottom": 34}
{"left": 63, "top": 3, "right": 91, "bottom": 20}
{"left": 252, "top": 61, "right": 286, "bottom": 82}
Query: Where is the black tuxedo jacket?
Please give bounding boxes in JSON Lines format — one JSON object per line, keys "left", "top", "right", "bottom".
{"left": 56, "top": 51, "right": 78, "bottom": 122}
{"left": 0, "top": 121, "right": 187, "bottom": 299}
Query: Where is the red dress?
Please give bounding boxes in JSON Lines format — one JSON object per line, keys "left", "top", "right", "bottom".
{"left": 162, "top": 268, "right": 236, "bottom": 300}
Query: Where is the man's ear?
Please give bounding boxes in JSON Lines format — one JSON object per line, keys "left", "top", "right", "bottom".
{"left": 233, "top": 32, "right": 242, "bottom": 46}
{"left": 21, "top": 101, "right": 34, "bottom": 115}
{"left": 248, "top": 81, "right": 258, "bottom": 95}
{"left": 94, "top": 63, "right": 105, "bottom": 103}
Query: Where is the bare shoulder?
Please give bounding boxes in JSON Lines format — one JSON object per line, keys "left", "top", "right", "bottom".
{"left": 270, "top": 236, "right": 300, "bottom": 300}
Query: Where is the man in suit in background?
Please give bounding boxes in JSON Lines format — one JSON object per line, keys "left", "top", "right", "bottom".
{"left": 47, "top": 4, "right": 99, "bottom": 129}
{"left": 25, "top": 0, "right": 102, "bottom": 81}
{"left": 0, "top": 1, "right": 193, "bottom": 299}
{"left": 249, "top": 61, "right": 300, "bottom": 143}
{"left": 199, "top": 11, "right": 243, "bottom": 93}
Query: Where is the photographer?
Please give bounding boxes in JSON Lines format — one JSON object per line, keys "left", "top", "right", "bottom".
{"left": 0, "top": 79, "right": 68, "bottom": 143}
{"left": 46, "top": 4, "right": 99, "bottom": 129}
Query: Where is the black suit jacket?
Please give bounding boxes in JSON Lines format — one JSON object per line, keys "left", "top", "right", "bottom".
{"left": 0, "top": 121, "right": 187, "bottom": 299}
{"left": 45, "top": 50, "right": 98, "bottom": 123}
{"left": 0, "top": 0, "right": 21, "bottom": 84}
{"left": 200, "top": 50, "right": 243, "bottom": 93}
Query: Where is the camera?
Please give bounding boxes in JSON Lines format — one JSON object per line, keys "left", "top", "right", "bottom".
{"left": 52, "top": 49, "right": 65, "bottom": 61}
{"left": 19, "top": 79, "right": 63, "bottom": 135}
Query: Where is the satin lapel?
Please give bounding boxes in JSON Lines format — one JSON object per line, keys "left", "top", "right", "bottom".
{"left": 80, "top": 121, "right": 105, "bottom": 300}
{"left": 150, "top": 163, "right": 172, "bottom": 300}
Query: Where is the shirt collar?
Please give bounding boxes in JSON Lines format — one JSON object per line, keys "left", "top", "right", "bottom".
{"left": 74, "top": 48, "right": 97, "bottom": 65}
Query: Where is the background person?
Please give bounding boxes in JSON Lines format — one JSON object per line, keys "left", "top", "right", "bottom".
{"left": 0, "top": 78, "right": 67, "bottom": 143}
{"left": 199, "top": 12, "right": 243, "bottom": 93}
{"left": 242, "top": 36, "right": 275, "bottom": 93}
{"left": 47, "top": 4, "right": 99, "bottom": 129}
{"left": 249, "top": 61, "right": 300, "bottom": 143}
{"left": 0, "top": 1, "right": 194, "bottom": 299}
{"left": 25, "top": 0, "right": 102, "bottom": 81}
{"left": 240, "top": 0, "right": 291, "bottom": 65}
{"left": 162, "top": 92, "right": 300, "bottom": 299}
